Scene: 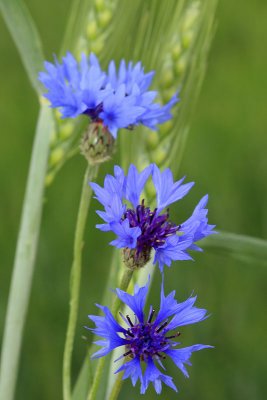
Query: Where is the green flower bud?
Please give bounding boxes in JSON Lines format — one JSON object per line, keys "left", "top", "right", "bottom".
{"left": 122, "top": 247, "right": 151, "bottom": 270}
{"left": 80, "top": 122, "right": 115, "bottom": 165}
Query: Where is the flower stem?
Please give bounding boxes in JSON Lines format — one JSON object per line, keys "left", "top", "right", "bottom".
{"left": 0, "top": 105, "right": 53, "bottom": 400}
{"left": 108, "top": 372, "right": 124, "bottom": 400}
{"left": 87, "top": 268, "right": 133, "bottom": 400}
{"left": 111, "top": 268, "right": 134, "bottom": 315}
{"left": 63, "top": 164, "right": 98, "bottom": 400}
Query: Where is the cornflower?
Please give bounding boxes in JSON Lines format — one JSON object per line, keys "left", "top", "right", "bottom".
{"left": 39, "top": 52, "right": 178, "bottom": 138}
{"left": 87, "top": 278, "right": 212, "bottom": 394}
{"left": 90, "top": 163, "right": 215, "bottom": 270}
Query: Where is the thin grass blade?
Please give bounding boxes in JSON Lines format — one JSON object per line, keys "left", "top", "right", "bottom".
{"left": 0, "top": 0, "right": 45, "bottom": 95}
{"left": 203, "top": 232, "right": 267, "bottom": 267}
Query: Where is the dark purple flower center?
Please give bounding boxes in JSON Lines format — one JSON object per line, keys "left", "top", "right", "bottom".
{"left": 122, "top": 310, "right": 180, "bottom": 361}
{"left": 83, "top": 102, "right": 103, "bottom": 120}
{"left": 124, "top": 199, "right": 180, "bottom": 255}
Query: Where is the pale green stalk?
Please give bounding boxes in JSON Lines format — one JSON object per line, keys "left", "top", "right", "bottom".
{"left": 72, "top": 250, "right": 120, "bottom": 400}
{"left": 0, "top": 3, "right": 51, "bottom": 399}
{"left": 87, "top": 268, "right": 133, "bottom": 400}
{"left": 63, "top": 164, "right": 98, "bottom": 400}
{"left": 0, "top": 105, "right": 53, "bottom": 400}
{"left": 108, "top": 372, "right": 123, "bottom": 400}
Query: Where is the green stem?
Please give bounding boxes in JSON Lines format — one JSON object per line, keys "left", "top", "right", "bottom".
{"left": 63, "top": 164, "right": 98, "bottom": 400}
{"left": 111, "top": 268, "right": 134, "bottom": 316}
{"left": 0, "top": 105, "right": 53, "bottom": 400}
{"left": 87, "top": 268, "right": 133, "bottom": 400}
{"left": 108, "top": 372, "right": 123, "bottom": 400}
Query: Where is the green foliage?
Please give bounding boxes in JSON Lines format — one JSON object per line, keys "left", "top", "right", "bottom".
{"left": 1, "top": 0, "right": 267, "bottom": 399}
{"left": 0, "top": 0, "right": 45, "bottom": 95}
{"left": 0, "top": 104, "right": 54, "bottom": 400}
{"left": 203, "top": 232, "right": 267, "bottom": 267}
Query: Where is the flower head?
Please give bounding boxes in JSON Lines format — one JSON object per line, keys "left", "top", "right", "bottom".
{"left": 87, "top": 279, "right": 212, "bottom": 394}
{"left": 39, "top": 52, "right": 178, "bottom": 138}
{"left": 90, "top": 164, "right": 215, "bottom": 270}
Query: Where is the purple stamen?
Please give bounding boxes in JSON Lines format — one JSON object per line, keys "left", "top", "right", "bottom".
{"left": 123, "top": 199, "right": 180, "bottom": 258}
{"left": 121, "top": 310, "right": 181, "bottom": 362}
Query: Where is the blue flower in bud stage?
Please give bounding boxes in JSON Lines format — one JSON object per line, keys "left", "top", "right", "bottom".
{"left": 39, "top": 52, "right": 178, "bottom": 138}
{"left": 90, "top": 164, "right": 215, "bottom": 270}
{"left": 87, "top": 279, "right": 212, "bottom": 394}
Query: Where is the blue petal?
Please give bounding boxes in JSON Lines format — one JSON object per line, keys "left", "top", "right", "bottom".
{"left": 154, "top": 235, "right": 193, "bottom": 271}
{"left": 140, "top": 93, "right": 179, "bottom": 129}
{"left": 87, "top": 304, "right": 128, "bottom": 359}
{"left": 115, "top": 357, "right": 144, "bottom": 388}
{"left": 152, "top": 164, "right": 194, "bottom": 212}
{"left": 165, "top": 345, "right": 213, "bottom": 377}
{"left": 167, "top": 296, "right": 208, "bottom": 330}
{"left": 109, "top": 219, "right": 141, "bottom": 248}
{"left": 154, "top": 280, "right": 180, "bottom": 325}
{"left": 181, "top": 195, "right": 216, "bottom": 250}
{"left": 115, "top": 279, "right": 150, "bottom": 323}
{"left": 141, "top": 358, "right": 178, "bottom": 394}
{"left": 125, "top": 164, "right": 153, "bottom": 207}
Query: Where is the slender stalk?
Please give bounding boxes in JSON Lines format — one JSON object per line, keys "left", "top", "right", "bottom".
{"left": 87, "top": 268, "right": 133, "bottom": 400}
{"left": 111, "top": 268, "right": 134, "bottom": 317}
{"left": 0, "top": 105, "right": 53, "bottom": 400}
{"left": 108, "top": 372, "right": 123, "bottom": 400}
{"left": 63, "top": 164, "right": 98, "bottom": 400}
{"left": 72, "top": 250, "right": 120, "bottom": 400}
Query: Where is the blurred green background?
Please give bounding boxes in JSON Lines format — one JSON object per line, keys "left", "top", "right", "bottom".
{"left": 1, "top": 1, "right": 267, "bottom": 399}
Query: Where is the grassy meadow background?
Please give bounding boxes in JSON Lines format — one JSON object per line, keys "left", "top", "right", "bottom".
{"left": 1, "top": 0, "right": 267, "bottom": 399}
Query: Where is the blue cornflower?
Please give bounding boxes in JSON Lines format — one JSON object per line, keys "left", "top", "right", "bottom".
{"left": 90, "top": 163, "right": 215, "bottom": 270}
{"left": 39, "top": 52, "right": 178, "bottom": 138}
{"left": 87, "top": 279, "right": 212, "bottom": 394}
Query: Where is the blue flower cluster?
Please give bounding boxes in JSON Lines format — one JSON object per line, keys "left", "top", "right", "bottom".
{"left": 90, "top": 163, "right": 215, "bottom": 270}
{"left": 40, "top": 51, "right": 216, "bottom": 395}
{"left": 88, "top": 162, "right": 215, "bottom": 394}
{"left": 39, "top": 52, "right": 178, "bottom": 138}
{"left": 87, "top": 278, "right": 212, "bottom": 394}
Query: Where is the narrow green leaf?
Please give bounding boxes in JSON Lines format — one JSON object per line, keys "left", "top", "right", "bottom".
{"left": 202, "top": 232, "right": 267, "bottom": 267}
{"left": 0, "top": 104, "right": 54, "bottom": 400}
{"left": 0, "top": 0, "right": 45, "bottom": 95}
